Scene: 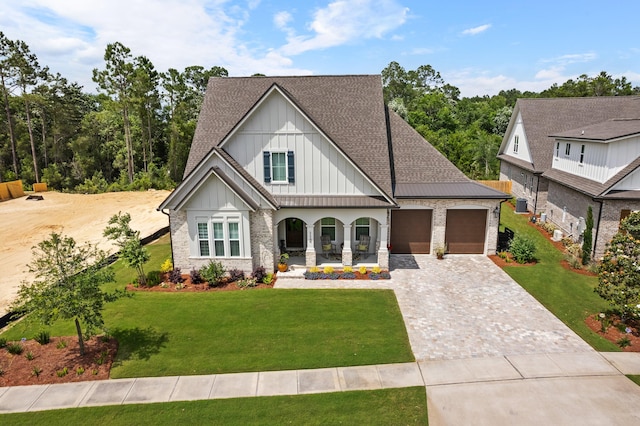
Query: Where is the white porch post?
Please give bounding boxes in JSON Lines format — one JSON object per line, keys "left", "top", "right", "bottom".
{"left": 342, "top": 224, "right": 353, "bottom": 266}
{"left": 305, "top": 223, "right": 316, "bottom": 267}
{"left": 377, "top": 223, "right": 389, "bottom": 269}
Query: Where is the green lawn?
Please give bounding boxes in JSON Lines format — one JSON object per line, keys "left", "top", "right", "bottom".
{"left": 2, "top": 234, "right": 414, "bottom": 377}
{"left": 0, "top": 387, "right": 429, "bottom": 425}
{"left": 500, "top": 206, "right": 619, "bottom": 352}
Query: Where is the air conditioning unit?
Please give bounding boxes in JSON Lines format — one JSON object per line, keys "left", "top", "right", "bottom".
{"left": 515, "top": 198, "right": 527, "bottom": 213}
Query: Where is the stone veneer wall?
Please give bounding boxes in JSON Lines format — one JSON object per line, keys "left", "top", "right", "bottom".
{"left": 397, "top": 198, "right": 501, "bottom": 255}
{"left": 595, "top": 199, "right": 640, "bottom": 259}
{"left": 169, "top": 209, "right": 253, "bottom": 274}
{"left": 249, "top": 208, "right": 275, "bottom": 274}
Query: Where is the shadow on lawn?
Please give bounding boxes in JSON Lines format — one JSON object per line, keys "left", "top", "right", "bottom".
{"left": 111, "top": 326, "right": 169, "bottom": 364}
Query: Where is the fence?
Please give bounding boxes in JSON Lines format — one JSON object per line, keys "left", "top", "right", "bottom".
{"left": 476, "top": 180, "right": 512, "bottom": 194}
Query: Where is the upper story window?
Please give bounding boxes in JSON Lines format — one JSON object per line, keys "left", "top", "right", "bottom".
{"left": 263, "top": 151, "right": 295, "bottom": 184}
{"left": 565, "top": 143, "right": 571, "bottom": 156}
{"left": 513, "top": 135, "right": 519, "bottom": 153}
{"left": 555, "top": 142, "right": 560, "bottom": 158}
{"left": 579, "top": 145, "right": 585, "bottom": 164}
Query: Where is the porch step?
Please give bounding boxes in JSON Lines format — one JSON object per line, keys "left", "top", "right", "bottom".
{"left": 275, "top": 268, "right": 306, "bottom": 279}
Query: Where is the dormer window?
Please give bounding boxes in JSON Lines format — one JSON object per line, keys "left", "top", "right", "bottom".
{"left": 579, "top": 145, "right": 585, "bottom": 164}
{"left": 513, "top": 136, "right": 519, "bottom": 153}
{"left": 565, "top": 143, "right": 571, "bottom": 156}
{"left": 555, "top": 142, "right": 560, "bottom": 157}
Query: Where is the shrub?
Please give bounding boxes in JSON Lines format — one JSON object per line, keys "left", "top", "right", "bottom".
{"left": 251, "top": 266, "right": 267, "bottom": 283}
{"left": 25, "top": 351, "right": 34, "bottom": 360}
{"left": 263, "top": 273, "right": 274, "bottom": 285}
{"left": 228, "top": 268, "right": 245, "bottom": 282}
{"left": 539, "top": 221, "right": 557, "bottom": 234}
{"left": 160, "top": 259, "right": 173, "bottom": 273}
{"left": 372, "top": 266, "right": 382, "bottom": 274}
{"left": 200, "top": 261, "right": 225, "bottom": 286}
{"left": 32, "top": 367, "right": 42, "bottom": 377}
{"left": 359, "top": 266, "right": 368, "bottom": 275}
{"left": 34, "top": 330, "right": 50, "bottom": 345}
{"left": 7, "top": 342, "right": 24, "bottom": 355}
{"left": 56, "top": 339, "right": 67, "bottom": 349}
{"left": 168, "top": 268, "right": 184, "bottom": 284}
{"left": 617, "top": 337, "right": 632, "bottom": 348}
{"left": 56, "top": 367, "right": 69, "bottom": 377}
{"left": 323, "top": 266, "right": 334, "bottom": 274}
{"left": 508, "top": 235, "right": 536, "bottom": 264}
{"left": 190, "top": 268, "right": 204, "bottom": 284}
{"left": 0, "top": 337, "right": 6, "bottom": 348}
{"left": 76, "top": 367, "right": 85, "bottom": 375}
{"left": 146, "top": 270, "right": 162, "bottom": 287}
{"left": 370, "top": 271, "right": 391, "bottom": 280}
{"left": 340, "top": 272, "right": 356, "bottom": 279}
{"left": 237, "top": 278, "right": 258, "bottom": 288}
{"left": 343, "top": 265, "right": 353, "bottom": 273}
{"left": 309, "top": 266, "right": 320, "bottom": 273}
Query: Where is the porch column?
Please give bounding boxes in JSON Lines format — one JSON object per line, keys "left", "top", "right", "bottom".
{"left": 342, "top": 224, "right": 353, "bottom": 266}
{"left": 377, "top": 224, "right": 389, "bottom": 269}
{"left": 274, "top": 226, "right": 280, "bottom": 268}
{"left": 305, "top": 224, "right": 316, "bottom": 267}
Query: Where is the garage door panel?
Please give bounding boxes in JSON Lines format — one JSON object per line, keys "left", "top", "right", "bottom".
{"left": 445, "top": 209, "right": 487, "bottom": 254}
{"left": 391, "top": 210, "right": 432, "bottom": 254}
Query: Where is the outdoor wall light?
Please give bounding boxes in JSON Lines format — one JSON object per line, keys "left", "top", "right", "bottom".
{"left": 493, "top": 206, "right": 500, "bottom": 218}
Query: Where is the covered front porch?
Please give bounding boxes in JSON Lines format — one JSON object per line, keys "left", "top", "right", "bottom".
{"left": 274, "top": 208, "right": 389, "bottom": 270}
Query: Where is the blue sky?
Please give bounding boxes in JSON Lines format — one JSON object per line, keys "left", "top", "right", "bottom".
{"left": 1, "top": 0, "right": 638, "bottom": 97}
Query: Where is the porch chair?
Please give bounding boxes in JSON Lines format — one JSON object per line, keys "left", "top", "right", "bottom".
{"left": 321, "top": 234, "right": 335, "bottom": 259}
{"left": 355, "top": 235, "right": 370, "bottom": 259}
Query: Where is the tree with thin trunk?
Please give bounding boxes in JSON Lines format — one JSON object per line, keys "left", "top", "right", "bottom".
{"left": 93, "top": 42, "right": 136, "bottom": 183}
{"left": 11, "top": 233, "right": 122, "bottom": 356}
{"left": 0, "top": 32, "right": 18, "bottom": 177}
{"left": 104, "top": 212, "right": 149, "bottom": 286}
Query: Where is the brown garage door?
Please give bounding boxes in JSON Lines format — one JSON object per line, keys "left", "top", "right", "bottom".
{"left": 390, "top": 210, "right": 432, "bottom": 254}
{"left": 445, "top": 209, "right": 487, "bottom": 254}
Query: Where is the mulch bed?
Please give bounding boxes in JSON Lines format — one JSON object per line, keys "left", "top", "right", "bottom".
{"left": 126, "top": 274, "right": 275, "bottom": 292}
{"left": 584, "top": 314, "right": 640, "bottom": 352}
{"left": 0, "top": 336, "right": 117, "bottom": 387}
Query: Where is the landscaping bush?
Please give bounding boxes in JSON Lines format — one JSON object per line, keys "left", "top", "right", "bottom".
{"left": 160, "top": 259, "right": 173, "bottom": 273}
{"left": 228, "top": 268, "right": 245, "bottom": 283}
{"left": 34, "top": 330, "right": 50, "bottom": 345}
{"left": 146, "top": 270, "right": 162, "bottom": 286}
{"left": 251, "top": 266, "right": 267, "bottom": 283}
{"left": 7, "top": 342, "right": 24, "bottom": 355}
{"left": 508, "top": 234, "right": 537, "bottom": 264}
{"left": 168, "top": 268, "right": 184, "bottom": 284}
{"left": 200, "top": 261, "right": 225, "bottom": 286}
{"left": 190, "top": 268, "right": 204, "bottom": 284}
{"left": 237, "top": 278, "right": 258, "bottom": 288}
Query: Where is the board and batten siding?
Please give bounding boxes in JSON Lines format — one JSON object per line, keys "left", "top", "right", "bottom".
{"left": 613, "top": 167, "right": 640, "bottom": 191}
{"left": 552, "top": 135, "right": 640, "bottom": 184}
{"left": 224, "top": 91, "right": 380, "bottom": 196}
{"left": 503, "top": 112, "right": 533, "bottom": 163}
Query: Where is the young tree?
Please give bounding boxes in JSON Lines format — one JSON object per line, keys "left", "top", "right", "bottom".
{"left": 581, "top": 206, "right": 594, "bottom": 265}
{"left": 11, "top": 233, "right": 121, "bottom": 355}
{"left": 103, "top": 212, "right": 149, "bottom": 286}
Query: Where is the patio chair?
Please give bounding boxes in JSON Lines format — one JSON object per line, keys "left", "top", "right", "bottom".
{"left": 355, "top": 235, "right": 370, "bottom": 259}
{"left": 321, "top": 234, "right": 335, "bottom": 259}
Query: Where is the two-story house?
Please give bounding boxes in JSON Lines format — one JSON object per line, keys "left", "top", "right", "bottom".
{"left": 498, "top": 96, "right": 640, "bottom": 258}
{"left": 159, "top": 75, "right": 507, "bottom": 274}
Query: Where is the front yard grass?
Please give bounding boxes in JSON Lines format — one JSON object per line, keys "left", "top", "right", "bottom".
{"left": 0, "top": 387, "right": 428, "bottom": 425}
{"left": 500, "top": 206, "right": 619, "bottom": 352}
{"left": 2, "top": 233, "right": 414, "bottom": 377}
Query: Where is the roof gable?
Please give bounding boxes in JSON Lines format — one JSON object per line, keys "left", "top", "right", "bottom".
{"left": 499, "top": 96, "right": 640, "bottom": 173}
{"left": 184, "top": 75, "right": 393, "bottom": 196}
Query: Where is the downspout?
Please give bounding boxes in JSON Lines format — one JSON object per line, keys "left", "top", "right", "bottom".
{"left": 592, "top": 199, "right": 604, "bottom": 260}
{"left": 160, "top": 209, "right": 174, "bottom": 264}
{"left": 533, "top": 173, "right": 541, "bottom": 214}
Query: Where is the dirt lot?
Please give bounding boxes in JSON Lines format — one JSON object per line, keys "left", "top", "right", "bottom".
{"left": 0, "top": 190, "right": 170, "bottom": 317}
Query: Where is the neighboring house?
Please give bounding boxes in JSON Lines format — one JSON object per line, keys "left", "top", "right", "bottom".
{"left": 159, "top": 75, "right": 507, "bottom": 274}
{"left": 498, "top": 96, "right": 640, "bottom": 258}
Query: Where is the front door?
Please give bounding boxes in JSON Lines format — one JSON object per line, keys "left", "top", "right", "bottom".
{"left": 285, "top": 218, "right": 304, "bottom": 248}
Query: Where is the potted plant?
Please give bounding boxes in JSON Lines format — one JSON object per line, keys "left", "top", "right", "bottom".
{"left": 277, "top": 253, "right": 289, "bottom": 272}
{"left": 435, "top": 244, "right": 447, "bottom": 260}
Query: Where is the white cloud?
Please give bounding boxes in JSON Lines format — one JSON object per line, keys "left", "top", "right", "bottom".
{"left": 542, "top": 52, "right": 597, "bottom": 65}
{"left": 278, "top": 0, "right": 409, "bottom": 56}
{"left": 461, "top": 24, "right": 491, "bottom": 36}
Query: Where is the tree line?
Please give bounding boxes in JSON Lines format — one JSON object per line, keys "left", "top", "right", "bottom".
{"left": 382, "top": 61, "right": 639, "bottom": 180}
{"left": 1, "top": 33, "right": 638, "bottom": 191}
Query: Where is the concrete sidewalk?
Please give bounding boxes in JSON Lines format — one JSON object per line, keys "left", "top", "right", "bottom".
{"left": 2, "top": 352, "right": 640, "bottom": 417}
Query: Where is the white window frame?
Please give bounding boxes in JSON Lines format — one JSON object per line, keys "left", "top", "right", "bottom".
{"left": 355, "top": 217, "right": 370, "bottom": 240}
{"left": 194, "top": 215, "right": 244, "bottom": 258}
{"left": 513, "top": 135, "right": 519, "bottom": 153}
{"left": 271, "top": 151, "right": 288, "bottom": 183}
{"left": 579, "top": 144, "right": 585, "bottom": 164}
{"left": 565, "top": 143, "right": 571, "bottom": 156}
{"left": 555, "top": 142, "right": 560, "bottom": 158}
{"left": 321, "top": 217, "right": 336, "bottom": 241}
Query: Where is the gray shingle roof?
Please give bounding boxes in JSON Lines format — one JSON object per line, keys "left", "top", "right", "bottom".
{"left": 394, "top": 182, "right": 508, "bottom": 199}
{"left": 184, "top": 75, "right": 393, "bottom": 197}
{"left": 550, "top": 118, "right": 640, "bottom": 141}
{"left": 274, "top": 195, "right": 393, "bottom": 208}
{"left": 502, "top": 96, "right": 640, "bottom": 173}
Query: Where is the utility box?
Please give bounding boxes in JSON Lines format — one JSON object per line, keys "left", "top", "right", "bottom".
{"left": 515, "top": 198, "right": 528, "bottom": 213}
{"left": 552, "top": 229, "right": 563, "bottom": 241}
{"left": 540, "top": 213, "right": 547, "bottom": 223}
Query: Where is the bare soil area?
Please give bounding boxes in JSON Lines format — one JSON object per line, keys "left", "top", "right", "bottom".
{"left": 0, "top": 336, "right": 116, "bottom": 387}
{"left": 0, "top": 190, "right": 170, "bottom": 317}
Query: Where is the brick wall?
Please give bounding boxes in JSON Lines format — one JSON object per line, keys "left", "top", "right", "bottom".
{"left": 595, "top": 199, "right": 640, "bottom": 259}
{"left": 499, "top": 162, "right": 547, "bottom": 214}
{"left": 546, "top": 181, "right": 599, "bottom": 244}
